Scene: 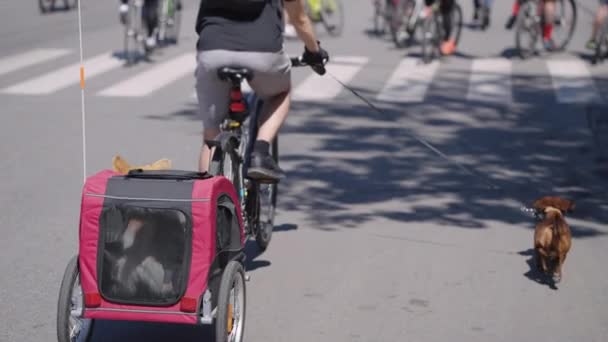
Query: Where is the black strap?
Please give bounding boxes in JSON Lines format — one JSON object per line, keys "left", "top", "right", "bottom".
{"left": 125, "top": 169, "right": 212, "bottom": 180}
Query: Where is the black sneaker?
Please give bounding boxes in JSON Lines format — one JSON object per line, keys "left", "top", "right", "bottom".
{"left": 247, "top": 153, "right": 284, "bottom": 183}
{"left": 505, "top": 15, "right": 516, "bottom": 30}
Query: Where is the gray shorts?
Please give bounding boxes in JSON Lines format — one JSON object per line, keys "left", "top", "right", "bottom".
{"left": 195, "top": 50, "right": 291, "bottom": 131}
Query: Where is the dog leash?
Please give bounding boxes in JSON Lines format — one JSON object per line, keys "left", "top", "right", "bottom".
{"left": 325, "top": 70, "right": 539, "bottom": 217}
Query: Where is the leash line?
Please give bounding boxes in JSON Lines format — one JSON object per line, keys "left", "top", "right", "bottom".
{"left": 325, "top": 71, "right": 539, "bottom": 215}
{"left": 77, "top": 0, "right": 87, "bottom": 183}
{"left": 326, "top": 71, "right": 500, "bottom": 191}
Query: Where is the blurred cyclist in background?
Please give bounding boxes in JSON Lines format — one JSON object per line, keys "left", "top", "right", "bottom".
{"left": 586, "top": 0, "right": 608, "bottom": 50}
{"left": 505, "top": 0, "right": 557, "bottom": 50}
{"left": 473, "top": 0, "right": 492, "bottom": 28}
{"left": 425, "top": 0, "right": 457, "bottom": 55}
{"left": 119, "top": 0, "right": 160, "bottom": 50}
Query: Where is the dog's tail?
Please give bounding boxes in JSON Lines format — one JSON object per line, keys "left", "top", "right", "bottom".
{"left": 550, "top": 216, "right": 564, "bottom": 257}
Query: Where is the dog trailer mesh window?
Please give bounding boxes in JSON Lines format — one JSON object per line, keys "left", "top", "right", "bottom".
{"left": 99, "top": 205, "right": 190, "bottom": 306}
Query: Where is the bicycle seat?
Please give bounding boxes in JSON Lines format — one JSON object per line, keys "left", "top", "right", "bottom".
{"left": 217, "top": 67, "right": 254, "bottom": 83}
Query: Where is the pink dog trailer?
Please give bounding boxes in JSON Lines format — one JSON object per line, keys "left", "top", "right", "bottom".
{"left": 56, "top": 169, "right": 247, "bottom": 342}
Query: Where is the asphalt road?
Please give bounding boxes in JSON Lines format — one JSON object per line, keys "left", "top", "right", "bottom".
{"left": 1, "top": 1, "right": 608, "bottom": 341}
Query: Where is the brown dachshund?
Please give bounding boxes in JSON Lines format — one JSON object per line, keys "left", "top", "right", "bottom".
{"left": 532, "top": 196, "right": 575, "bottom": 284}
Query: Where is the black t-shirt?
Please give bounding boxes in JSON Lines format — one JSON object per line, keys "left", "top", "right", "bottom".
{"left": 196, "top": 0, "right": 292, "bottom": 53}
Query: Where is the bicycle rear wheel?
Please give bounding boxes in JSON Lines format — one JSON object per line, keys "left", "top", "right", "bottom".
{"left": 421, "top": 15, "right": 440, "bottom": 63}
{"left": 515, "top": 1, "right": 541, "bottom": 59}
{"left": 210, "top": 144, "right": 240, "bottom": 188}
{"left": 551, "top": 0, "right": 577, "bottom": 51}
{"left": 254, "top": 136, "right": 277, "bottom": 251}
{"left": 242, "top": 98, "right": 276, "bottom": 251}
{"left": 320, "top": 0, "right": 344, "bottom": 36}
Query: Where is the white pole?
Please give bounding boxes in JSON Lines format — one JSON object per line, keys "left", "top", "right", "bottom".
{"left": 77, "top": 0, "right": 87, "bottom": 183}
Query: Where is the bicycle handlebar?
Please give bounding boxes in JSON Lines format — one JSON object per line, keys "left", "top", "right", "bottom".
{"left": 290, "top": 56, "right": 328, "bottom": 76}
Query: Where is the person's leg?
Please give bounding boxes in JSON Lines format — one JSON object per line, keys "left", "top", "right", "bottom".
{"left": 505, "top": 0, "right": 521, "bottom": 29}
{"left": 256, "top": 92, "right": 290, "bottom": 143}
{"left": 246, "top": 52, "right": 292, "bottom": 181}
{"left": 440, "top": 0, "right": 456, "bottom": 54}
{"left": 543, "top": 0, "right": 556, "bottom": 48}
{"left": 119, "top": 0, "right": 129, "bottom": 23}
{"left": 195, "top": 51, "right": 231, "bottom": 172}
{"left": 473, "top": 0, "right": 481, "bottom": 20}
{"left": 589, "top": 3, "right": 608, "bottom": 47}
{"left": 440, "top": 0, "right": 453, "bottom": 41}
{"left": 143, "top": 0, "right": 160, "bottom": 38}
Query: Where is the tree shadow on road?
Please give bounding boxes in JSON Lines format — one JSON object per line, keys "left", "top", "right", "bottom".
{"left": 154, "top": 71, "right": 608, "bottom": 236}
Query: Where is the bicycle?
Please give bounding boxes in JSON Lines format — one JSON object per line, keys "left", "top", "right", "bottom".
{"left": 390, "top": 0, "right": 426, "bottom": 48}
{"left": 157, "top": 0, "right": 182, "bottom": 46}
{"left": 39, "top": 0, "right": 77, "bottom": 13}
{"left": 593, "top": 16, "right": 608, "bottom": 64}
{"left": 306, "top": 0, "right": 345, "bottom": 37}
{"left": 123, "top": 0, "right": 149, "bottom": 64}
{"left": 208, "top": 56, "right": 327, "bottom": 251}
{"left": 514, "top": 0, "right": 577, "bottom": 59}
{"left": 420, "top": 1, "right": 463, "bottom": 63}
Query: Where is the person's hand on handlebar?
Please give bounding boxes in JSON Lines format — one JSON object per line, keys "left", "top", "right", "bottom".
{"left": 302, "top": 42, "right": 329, "bottom": 67}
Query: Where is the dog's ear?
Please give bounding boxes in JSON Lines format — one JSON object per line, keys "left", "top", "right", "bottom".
{"left": 533, "top": 197, "right": 552, "bottom": 211}
{"left": 533, "top": 196, "right": 575, "bottom": 213}
{"left": 112, "top": 155, "right": 132, "bottom": 174}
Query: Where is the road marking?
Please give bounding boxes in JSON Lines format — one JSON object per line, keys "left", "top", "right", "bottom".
{"left": 376, "top": 58, "right": 439, "bottom": 103}
{"left": 467, "top": 58, "right": 512, "bottom": 104}
{"left": 292, "top": 56, "right": 368, "bottom": 101}
{"left": 99, "top": 53, "right": 196, "bottom": 97}
{"left": 0, "top": 48, "right": 71, "bottom": 77}
{"left": 547, "top": 60, "right": 601, "bottom": 104}
{"left": 1, "top": 52, "right": 122, "bottom": 95}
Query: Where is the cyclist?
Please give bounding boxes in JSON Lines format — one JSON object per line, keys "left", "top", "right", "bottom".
{"left": 586, "top": 0, "right": 608, "bottom": 50}
{"left": 424, "top": 0, "right": 456, "bottom": 55}
{"left": 195, "top": 0, "right": 329, "bottom": 182}
{"left": 473, "top": 0, "right": 492, "bottom": 28}
{"left": 119, "top": 0, "right": 160, "bottom": 50}
{"left": 505, "top": 0, "right": 557, "bottom": 50}
{"left": 119, "top": 0, "right": 181, "bottom": 49}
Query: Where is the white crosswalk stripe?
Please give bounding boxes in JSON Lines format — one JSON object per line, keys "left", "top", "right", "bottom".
{"left": 1, "top": 52, "right": 122, "bottom": 95}
{"left": 467, "top": 58, "right": 513, "bottom": 104}
{"left": 292, "top": 56, "right": 368, "bottom": 101}
{"left": 377, "top": 58, "right": 439, "bottom": 103}
{"left": 98, "top": 53, "right": 196, "bottom": 97}
{"left": 547, "top": 60, "right": 602, "bottom": 104}
{"left": 0, "top": 48, "right": 71, "bottom": 77}
{"left": 1, "top": 48, "right": 607, "bottom": 105}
